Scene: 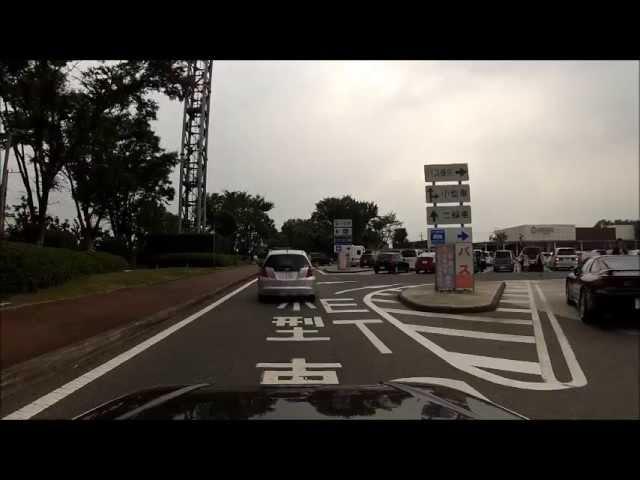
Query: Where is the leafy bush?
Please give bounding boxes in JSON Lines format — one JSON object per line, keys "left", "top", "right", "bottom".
{"left": 0, "top": 241, "right": 128, "bottom": 295}
{"left": 146, "top": 252, "right": 240, "bottom": 268}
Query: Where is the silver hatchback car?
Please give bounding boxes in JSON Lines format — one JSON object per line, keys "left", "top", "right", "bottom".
{"left": 258, "top": 249, "right": 317, "bottom": 302}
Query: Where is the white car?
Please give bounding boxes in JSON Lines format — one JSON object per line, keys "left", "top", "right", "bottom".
{"left": 629, "top": 249, "right": 640, "bottom": 256}
{"left": 400, "top": 249, "right": 420, "bottom": 270}
{"left": 258, "top": 249, "right": 317, "bottom": 302}
{"left": 549, "top": 247, "right": 578, "bottom": 271}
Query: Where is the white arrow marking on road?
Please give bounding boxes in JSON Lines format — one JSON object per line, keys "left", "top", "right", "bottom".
{"left": 3, "top": 278, "right": 259, "bottom": 420}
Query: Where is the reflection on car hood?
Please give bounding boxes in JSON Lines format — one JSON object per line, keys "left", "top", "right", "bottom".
{"left": 75, "top": 381, "right": 526, "bottom": 420}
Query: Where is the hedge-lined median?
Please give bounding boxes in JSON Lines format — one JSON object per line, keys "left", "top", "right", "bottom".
{"left": 0, "top": 241, "right": 128, "bottom": 295}
{"left": 147, "top": 252, "right": 240, "bottom": 268}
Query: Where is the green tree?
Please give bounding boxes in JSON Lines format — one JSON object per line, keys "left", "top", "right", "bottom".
{"left": 0, "top": 61, "right": 75, "bottom": 246}
{"left": 392, "top": 227, "right": 409, "bottom": 248}
{"left": 368, "top": 212, "right": 402, "bottom": 248}
{"left": 205, "top": 190, "right": 278, "bottom": 256}
{"left": 311, "top": 195, "right": 378, "bottom": 246}
{"left": 490, "top": 231, "right": 508, "bottom": 248}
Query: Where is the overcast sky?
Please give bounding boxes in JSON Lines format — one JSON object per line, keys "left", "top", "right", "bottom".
{"left": 6, "top": 61, "right": 639, "bottom": 242}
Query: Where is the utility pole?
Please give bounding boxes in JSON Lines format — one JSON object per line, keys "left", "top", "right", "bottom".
{"left": 0, "top": 134, "right": 11, "bottom": 239}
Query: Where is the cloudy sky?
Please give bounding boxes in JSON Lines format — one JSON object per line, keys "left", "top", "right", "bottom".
{"left": 6, "top": 61, "right": 639, "bottom": 241}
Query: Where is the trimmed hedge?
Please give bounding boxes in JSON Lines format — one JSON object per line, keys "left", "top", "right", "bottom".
{"left": 0, "top": 241, "right": 129, "bottom": 295}
{"left": 147, "top": 252, "right": 240, "bottom": 268}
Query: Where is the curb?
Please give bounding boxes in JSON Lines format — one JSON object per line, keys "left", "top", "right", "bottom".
{"left": 0, "top": 271, "right": 257, "bottom": 398}
{"left": 398, "top": 281, "right": 506, "bottom": 313}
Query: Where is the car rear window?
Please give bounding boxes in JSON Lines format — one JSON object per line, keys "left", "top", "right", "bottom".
{"left": 601, "top": 256, "right": 640, "bottom": 271}
{"left": 495, "top": 251, "right": 511, "bottom": 259}
{"left": 557, "top": 248, "right": 575, "bottom": 255}
{"left": 402, "top": 250, "right": 416, "bottom": 257}
{"left": 265, "top": 254, "right": 310, "bottom": 270}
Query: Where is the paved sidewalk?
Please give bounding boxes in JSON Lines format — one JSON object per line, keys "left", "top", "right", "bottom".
{"left": 0, "top": 265, "right": 258, "bottom": 368}
{"left": 399, "top": 281, "right": 505, "bottom": 313}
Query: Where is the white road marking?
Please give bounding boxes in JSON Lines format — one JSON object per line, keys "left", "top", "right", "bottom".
{"left": 333, "top": 319, "right": 392, "bottom": 354}
{"left": 499, "top": 299, "right": 530, "bottom": 305}
{"left": 390, "top": 377, "right": 489, "bottom": 401}
{"left": 503, "top": 293, "right": 529, "bottom": 298}
{"left": 317, "top": 281, "right": 356, "bottom": 285}
{"left": 319, "top": 297, "right": 369, "bottom": 314}
{"left": 293, "top": 302, "right": 300, "bottom": 312}
{"left": 534, "top": 283, "right": 587, "bottom": 387}
{"left": 304, "top": 302, "right": 317, "bottom": 309}
{"left": 257, "top": 358, "right": 341, "bottom": 385}
{"left": 526, "top": 281, "right": 557, "bottom": 383}
{"left": 408, "top": 324, "right": 535, "bottom": 344}
{"left": 0, "top": 302, "right": 11, "bottom": 307}
{"left": 497, "top": 307, "right": 532, "bottom": 313}
{"left": 375, "top": 292, "right": 397, "bottom": 297}
{"left": 334, "top": 284, "right": 401, "bottom": 295}
{"left": 381, "top": 308, "right": 531, "bottom": 325}
{"left": 315, "top": 269, "right": 327, "bottom": 276}
{"left": 372, "top": 299, "right": 400, "bottom": 304}
{"left": 364, "top": 285, "right": 580, "bottom": 391}
{"left": 2, "top": 278, "right": 259, "bottom": 420}
{"left": 448, "top": 353, "right": 542, "bottom": 375}
{"left": 277, "top": 302, "right": 288, "bottom": 309}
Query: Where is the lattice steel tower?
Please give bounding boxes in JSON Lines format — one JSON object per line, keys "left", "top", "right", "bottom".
{"left": 177, "top": 60, "right": 213, "bottom": 232}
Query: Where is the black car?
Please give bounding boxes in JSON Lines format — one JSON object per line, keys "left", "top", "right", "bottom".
{"left": 374, "top": 252, "right": 409, "bottom": 274}
{"left": 360, "top": 251, "right": 376, "bottom": 268}
{"left": 566, "top": 255, "right": 640, "bottom": 324}
{"left": 309, "top": 252, "right": 331, "bottom": 266}
{"left": 74, "top": 381, "right": 525, "bottom": 420}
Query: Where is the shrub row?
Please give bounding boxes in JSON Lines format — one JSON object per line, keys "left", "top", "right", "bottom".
{"left": 145, "top": 252, "right": 241, "bottom": 268}
{"left": 0, "top": 241, "right": 129, "bottom": 295}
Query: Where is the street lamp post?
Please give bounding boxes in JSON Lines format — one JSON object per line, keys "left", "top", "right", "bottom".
{"left": 0, "top": 134, "right": 12, "bottom": 239}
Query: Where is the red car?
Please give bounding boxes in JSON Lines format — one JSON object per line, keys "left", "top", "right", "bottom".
{"left": 415, "top": 252, "right": 436, "bottom": 274}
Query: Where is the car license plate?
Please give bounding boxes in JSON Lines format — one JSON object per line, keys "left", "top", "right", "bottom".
{"left": 635, "top": 298, "right": 640, "bottom": 310}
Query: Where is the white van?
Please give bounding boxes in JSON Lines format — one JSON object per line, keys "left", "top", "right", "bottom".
{"left": 340, "top": 245, "right": 365, "bottom": 267}
{"left": 400, "top": 248, "right": 420, "bottom": 270}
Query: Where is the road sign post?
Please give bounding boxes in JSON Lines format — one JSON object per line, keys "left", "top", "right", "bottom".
{"left": 424, "top": 163, "right": 473, "bottom": 292}
{"left": 333, "top": 219, "right": 352, "bottom": 270}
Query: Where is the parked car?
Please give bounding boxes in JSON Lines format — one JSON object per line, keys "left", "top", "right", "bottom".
{"left": 549, "top": 247, "right": 578, "bottom": 271}
{"left": 258, "top": 249, "right": 316, "bottom": 302}
{"left": 359, "top": 251, "right": 376, "bottom": 268}
{"left": 374, "top": 252, "right": 410, "bottom": 274}
{"left": 415, "top": 252, "right": 436, "bottom": 274}
{"left": 629, "top": 249, "right": 640, "bottom": 256}
{"left": 401, "top": 249, "right": 419, "bottom": 270}
{"left": 484, "top": 251, "right": 494, "bottom": 267}
{"left": 565, "top": 255, "right": 640, "bottom": 324}
{"left": 309, "top": 252, "right": 331, "bottom": 266}
{"left": 518, "top": 246, "right": 544, "bottom": 272}
{"left": 493, "top": 250, "right": 515, "bottom": 272}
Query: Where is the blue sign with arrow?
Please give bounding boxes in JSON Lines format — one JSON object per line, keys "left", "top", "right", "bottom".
{"left": 428, "top": 227, "right": 473, "bottom": 246}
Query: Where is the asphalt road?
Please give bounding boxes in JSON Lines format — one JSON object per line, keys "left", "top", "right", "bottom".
{"left": 2, "top": 268, "right": 639, "bottom": 419}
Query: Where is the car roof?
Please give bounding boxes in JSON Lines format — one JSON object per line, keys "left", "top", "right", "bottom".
{"left": 267, "top": 249, "right": 308, "bottom": 256}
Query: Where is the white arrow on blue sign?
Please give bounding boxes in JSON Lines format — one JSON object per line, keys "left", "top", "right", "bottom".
{"left": 427, "top": 227, "right": 473, "bottom": 246}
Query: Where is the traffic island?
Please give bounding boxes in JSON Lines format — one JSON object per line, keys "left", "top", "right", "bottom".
{"left": 398, "top": 281, "right": 506, "bottom": 313}
{"left": 321, "top": 266, "right": 372, "bottom": 273}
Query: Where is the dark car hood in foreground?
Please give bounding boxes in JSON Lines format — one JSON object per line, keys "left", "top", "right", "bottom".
{"left": 75, "top": 382, "right": 526, "bottom": 420}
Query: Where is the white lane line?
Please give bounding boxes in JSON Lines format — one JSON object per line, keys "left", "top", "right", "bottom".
{"left": 317, "top": 281, "right": 357, "bottom": 285}
{"left": 534, "top": 283, "right": 587, "bottom": 388}
{"left": 333, "top": 319, "right": 392, "bottom": 354}
{"left": 305, "top": 302, "right": 316, "bottom": 309}
{"left": 448, "top": 353, "right": 542, "bottom": 375}
{"left": 2, "top": 278, "right": 258, "bottom": 420}
{"left": 293, "top": 302, "right": 300, "bottom": 312}
{"left": 277, "top": 302, "right": 287, "bottom": 309}
{"left": 408, "top": 324, "right": 536, "bottom": 343}
{"left": 382, "top": 308, "right": 531, "bottom": 325}
{"left": 334, "top": 284, "right": 401, "bottom": 295}
{"left": 375, "top": 292, "right": 397, "bottom": 297}
{"left": 315, "top": 269, "right": 327, "bottom": 276}
{"left": 503, "top": 293, "right": 529, "bottom": 297}
{"left": 497, "top": 307, "right": 532, "bottom": 313}
{"left": 373, "top": 299, "right": 400, "bottom": 304}
{"left": 526, "top": 281, "right": 558, "bottom": 384}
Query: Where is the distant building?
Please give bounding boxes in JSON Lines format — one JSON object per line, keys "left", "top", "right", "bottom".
{"left": 609, "top": 224, "right": 635, "bottom": 240}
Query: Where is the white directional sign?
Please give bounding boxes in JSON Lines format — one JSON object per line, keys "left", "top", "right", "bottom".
{"left": 426, "top": 206, "right": 472, "bottom": 225}
{"left": 425, "top": 184, "right": 471, "bottom": 204}
{"left": 428, "top": 227, "right": 473, "bottom": 246}
{"left": 424, "top": 163, "right": 469, "bottom": 183}
{"left": 333, "top": 219, "right": 352, "bottom": 228}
